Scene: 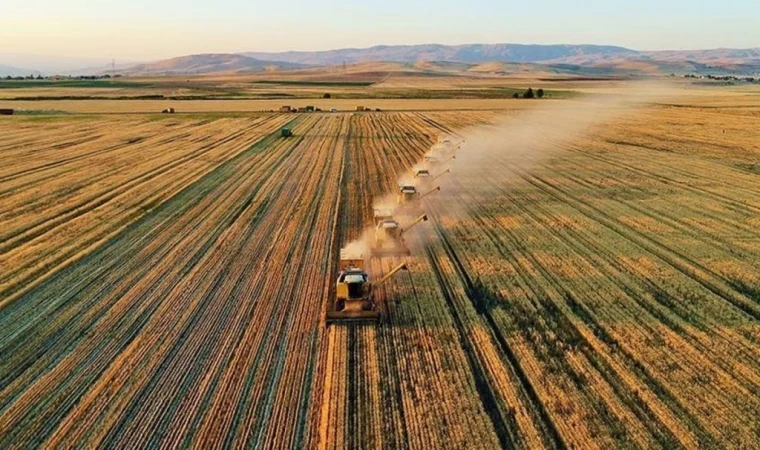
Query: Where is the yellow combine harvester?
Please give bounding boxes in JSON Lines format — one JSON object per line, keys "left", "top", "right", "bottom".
{"left": 373, "top": 208, "right": 394, "bottom": 225}
{"left": 436, "top": 137, "right": 464, "bottom": 153}
{"left": 417, "top": 169, "right": 451, "bottom": 189}
{"left": 424, "top": 153, "right": 456, "bottom": 167}
{"left": 397, "top": 185, "right": 440, "bottom": 205}
{"left": 326, "top": 252, "right": 408, "bottom": 324}
{"left": 373, "top": 214, "right": 428, "bottom": 256}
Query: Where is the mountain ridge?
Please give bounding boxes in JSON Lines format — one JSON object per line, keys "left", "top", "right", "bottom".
{"left": 110, "top": 53, "right": 308, "bottom": 76}
{"left": 4, "top": 44, "right": 760, "bottom": 76}
{"left": 0, "top": 64, "right": 42, "bottom": 77}
{"left": 241, "top": 43, "right": 640, "bottom": 65}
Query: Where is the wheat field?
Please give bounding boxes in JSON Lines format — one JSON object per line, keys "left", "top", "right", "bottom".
{"left": 1, "top": 85, "right": 759, "bottom": 448}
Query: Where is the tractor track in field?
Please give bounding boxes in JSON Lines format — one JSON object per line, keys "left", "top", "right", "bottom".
{"left": 427, "top": 209, "right": 568, "bottom": 450}
{"left": 450, "top": 196, "right": 705, "bottom": 448}
{"left": 0, "top": 116, "right": 292, "bottom": 308}
{"left": 508, "top": 163, "right": 760, "bottom": 320}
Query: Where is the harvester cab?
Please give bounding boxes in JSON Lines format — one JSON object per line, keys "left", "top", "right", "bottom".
{"left": 423, "top": 154, "right": 439, "bottom": 164}
{"left": 397, "top": 185, "right": 419, "bottom": 205}
{"left": 327, "top": 251, "right": 409, "bottom": 324}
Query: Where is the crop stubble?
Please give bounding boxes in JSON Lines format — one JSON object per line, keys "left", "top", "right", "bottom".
{"left": 1, "top": 100, "right": 759, "bottom": 449}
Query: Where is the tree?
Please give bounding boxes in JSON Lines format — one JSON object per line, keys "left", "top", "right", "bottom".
{"left": 323, "top": 93, "right": 331, "bottom": 98}
{"left": 523, "top": 88, "right": 535, "bottom": 99}
{"left": 537, "top": 88, "right": 545, "bottom": 98}
{"left": 512, "top": 93, "right": 519, "bottom": 99}
{"left": 36, "top": 74, "right": 44, "bottom": 80}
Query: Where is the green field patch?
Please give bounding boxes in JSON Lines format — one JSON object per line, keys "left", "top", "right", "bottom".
{"left": 0, "top": 79, "right": 150, "bottom": 89}
{"left": 251, "top": 80, "right": 376, "bottom": 87}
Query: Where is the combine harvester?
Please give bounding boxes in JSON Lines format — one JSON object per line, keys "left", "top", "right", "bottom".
{"left": 436, "top": 137, "right": 464, "bottom": 153}
{"left": 425, "top": 136, "right": 463, "bottom": 165}
{"left": 373, "top": 208, "right": 394, "bottom": 224}
{"left": 325, "top": 135, "right": 458, "bottom": 325}
{"left": 326, "top": 250, "right": 409, "bottom": 324}
{"left": 417, "top": 168, "right": 451, "bottom": 189}
{"left": 397, "top": 184, "right": 440, "bottom": 205}
{"left": 373, "top": 214, "right": 428, "bottom": 256}
{"left": 424, "top": 153, "right": 456, "bottom": 167}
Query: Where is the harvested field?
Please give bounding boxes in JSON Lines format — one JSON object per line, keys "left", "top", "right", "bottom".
{"left": 1, "top": 91, "right": 759, "bottom": 449}
{"left": 1, "top": 98, "right": 540, "bottom": 114}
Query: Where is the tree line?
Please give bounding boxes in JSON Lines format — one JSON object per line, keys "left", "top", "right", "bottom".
{"left": 513, "top": 88, "right": 545, "bottom": 99}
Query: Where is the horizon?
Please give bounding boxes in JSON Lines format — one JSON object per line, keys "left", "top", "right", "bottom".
{"left": 2, "top": 0, "right": 759, "bottom": 62}
{"left": 4, "top": 41, "right": 760, "bottom": 64}
{"left": 2, "top": 41, "right": 759, "bottom": 69}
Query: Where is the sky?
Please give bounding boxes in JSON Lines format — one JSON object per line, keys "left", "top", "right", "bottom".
{"left": 1, "top": 0, "right": 759, "bottom": 63}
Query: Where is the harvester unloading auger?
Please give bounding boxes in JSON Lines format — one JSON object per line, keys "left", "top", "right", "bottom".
{"left": 431, "top": 169, "right": 451, "bottom": 183}
{"left": 326, "top": 252, "right": 409, "bottom": 324}
{"left": 421, "top": 186, "right": 441, "bottom": 199}
{"left": 373, "top": 214, "right": 428, "bottom": 256}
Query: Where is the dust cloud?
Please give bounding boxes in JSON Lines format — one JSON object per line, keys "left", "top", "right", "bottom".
{"left": 409, "top": 81, "right": 680, "bottom": 246}
{"left": 344, "top": 81, "right": 680, "bottom": 262}
{"left": 340, "top": 231, "right": 373, "bottom": 273}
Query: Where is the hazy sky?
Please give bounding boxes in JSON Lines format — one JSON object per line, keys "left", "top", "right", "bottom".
{"left": 2, "top": 0, "right": 759, "bottom": 61}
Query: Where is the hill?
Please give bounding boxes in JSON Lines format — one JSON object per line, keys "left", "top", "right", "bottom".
{"left": 0, "top": 64, "right": 41, "bottom": 77}
{"left": 240, "top": 44, "right": 760, "bottom": 75}
{"left": 112, "top": 54, "right": 308, "bottom": 76}
{"left": 242, "top": 43, "right": 637, "bottom": 65}
{"left": 241, "top": 44, "right": 760, "bottom": 67}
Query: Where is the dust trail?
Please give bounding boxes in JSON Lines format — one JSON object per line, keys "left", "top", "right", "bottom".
{"left": 339, "top": 231, "right": 373, "bottom": 272}
{"left": 346, "top": 82, "right": 679, "bottom": 261}
{"left": 407, "top": 82, "right": 681, "bottom": 248}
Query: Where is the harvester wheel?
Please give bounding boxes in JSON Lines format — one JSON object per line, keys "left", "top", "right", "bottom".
{"left": 361, "top": 300, "right": 373, "bottom": 311}
{"left": 335, "top": 299, "right": 346, "bottom": 311}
